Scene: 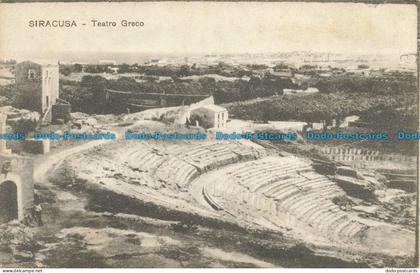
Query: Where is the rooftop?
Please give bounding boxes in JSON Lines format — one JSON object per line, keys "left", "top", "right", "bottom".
{"left": 17, "top": 60, "right": 59, "bottom": 67}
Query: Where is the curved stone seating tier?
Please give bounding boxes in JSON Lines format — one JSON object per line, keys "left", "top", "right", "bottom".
{"left": 188, "top": 152, "right": 238, "bottom": 172}
{"left": 101, "top": 141, "right": 265, "bottom": 192}
{"left": 227, "top": 157, "right": 309, "bottom": 177}
{"left": 162, "top": 141, "right": 264, "bottom": 172}
{"left": 164, "top": 141, "right": 218, "bottom": 155}
{"left": 202, "top": 155, "right": 371, "bottom": 242}
{"left": 114, "top": 144, "right": 167, "bottom": 174}
{"left": 155, "top": 157, "right": 199, "bottom": 189}
{"left": 202, "top": 186, "right": 223, "bottom": 211}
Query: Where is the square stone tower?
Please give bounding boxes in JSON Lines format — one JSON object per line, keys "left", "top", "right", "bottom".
{"left": 15, "top": 61, "right": 59, "bottom": 115}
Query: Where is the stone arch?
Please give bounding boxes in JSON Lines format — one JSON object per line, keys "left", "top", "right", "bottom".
{"left": 0, "top": 181, "right": 18, "bottom": 222}
{"left": 0, "top": 173, "right": 24, "bottom": 223}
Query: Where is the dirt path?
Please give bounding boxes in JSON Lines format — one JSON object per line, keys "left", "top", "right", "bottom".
{"left": 32, "top": 121, "right": 145, "bottom": 185}
{"left": 189, "top": 169, "right": 221, "bottom": 211}
{"left": 33, "top": 139, "right": 111, "bottom": 185}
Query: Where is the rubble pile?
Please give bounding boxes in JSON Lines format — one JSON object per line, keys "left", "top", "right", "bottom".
{"left": 68, "top": 113, "right": 101, "bottom": 135}
{"left": 0, "top": 221, "right": 38, "bottom": 262}
{"left": 0, "top": 106, "right": 40, "bottom": 133}
{"left": 0, "top": 96, "right": 9, "bottom": 106}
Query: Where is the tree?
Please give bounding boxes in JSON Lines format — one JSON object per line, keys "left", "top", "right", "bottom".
{"left": 73, "top": 63, "right": 83, "bottom": 73}
{"left": 59, "top": 66, "right": 73, "bottom": 76}
{"left": 198, "top": 77, "right": 216, "bottom": 95}
{"left": 178, "top": 65, "right": 191, "bottom": 77}
{"left": 118, "top": 63, "right": 130, "bottom": 74}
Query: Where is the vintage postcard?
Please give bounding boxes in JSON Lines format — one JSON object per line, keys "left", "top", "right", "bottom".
{"left": 0, "top": 2, "right": 418, "bottom": 270}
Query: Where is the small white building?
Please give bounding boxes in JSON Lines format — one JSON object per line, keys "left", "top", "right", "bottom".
{"left": 340, "top": 115, "right": 360, "bottom": 128}
{"left": 190, "top": 105, "right": 228, "bottom": 129}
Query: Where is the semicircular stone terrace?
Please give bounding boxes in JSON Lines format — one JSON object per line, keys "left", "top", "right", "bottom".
{"left": 66, "top": 139, "right": 414, "bottom": 255}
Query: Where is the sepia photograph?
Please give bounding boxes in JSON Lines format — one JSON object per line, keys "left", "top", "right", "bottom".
{"left": 0, "top": 2, "right": 418, "bottom": 270}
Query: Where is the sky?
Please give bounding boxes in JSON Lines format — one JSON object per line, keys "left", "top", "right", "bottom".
{"left": 0, "top": 2, "right": 417, "bottom": 61}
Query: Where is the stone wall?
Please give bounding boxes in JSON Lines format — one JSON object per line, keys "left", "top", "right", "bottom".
{"left": 0, "top": 113, "right": 11, "bottom": 154}
{"left": 320, "top": 147, "right": 415, "bottom": 162}
{"left": 52, "top": 103, "right": 71, "bottom": 124}
{"left": 15, "top": 61, "right": 43, "bottom": 113}
{"left": 0, "top": 154, "right": 34, "bottom": 222}
{"left": 15, "top": 61, "right": 59, "bottom": 114}
{"left": 318, "top": 147, "right": 416, "bottom": 169}
{"left": 24, "top": 139, "right": 50, "bottom": 154}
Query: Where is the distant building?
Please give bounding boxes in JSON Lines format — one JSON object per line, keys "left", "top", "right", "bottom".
{"left": 319, "top": 72, "right": 332, "bottom": 77}
{"left": 271, "top": 68, "right": 293, "bottom": 79}
{"left": 312, "top": 122, "right": 324, "bottom": 130}
{"left": 108, "top": 66, "right": 120, "bottom": 74}
{"left": 0, "top": 66, "right": 15, "bottom": 86}
{"left": 283, "top": 87, "right": 319, "bottom": 95}
{"left": 400, "top": 54, "right": 416, "bottom": 65}
{"left": 399, "top": 54, "right": 416, "bottom": 71}
{"left": 190, "top": 105, "right": 228, "bottom": 129}
{"left": 241, "top": 75, "right": 251, "bottom": 81}
{"left": 15, "top": 61, "right": 59, "bottom": 115}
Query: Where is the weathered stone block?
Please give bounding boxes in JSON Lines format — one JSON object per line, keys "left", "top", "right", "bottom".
{"left": 52, "top": 104, "right": 71, "bottom": 124}
{"left": 24, "top": 139, "right": 50, "bottom": 154}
